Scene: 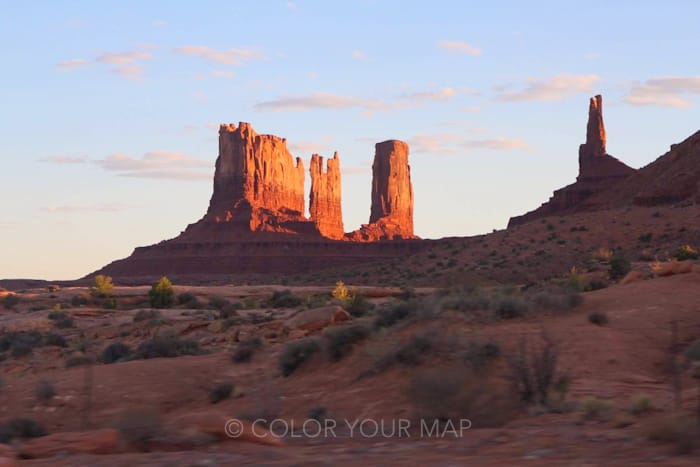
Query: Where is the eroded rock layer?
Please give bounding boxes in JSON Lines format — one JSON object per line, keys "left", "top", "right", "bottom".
{"left": 309, "top": 152, "right": 344, "bottom": 239}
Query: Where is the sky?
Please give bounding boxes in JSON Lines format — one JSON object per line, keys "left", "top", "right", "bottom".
{"left": 2, "top": 0, "right": 700, "bottom": 280}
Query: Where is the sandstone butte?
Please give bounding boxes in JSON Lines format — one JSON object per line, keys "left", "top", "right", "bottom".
{"left": 181, "top": 121, "right": 416, "bottom": 241}
{"left": 91, "top": 121, "right": 423, "bottom": 281}
{"left": 508, "top": 95, "right": 636, "bottom": 227}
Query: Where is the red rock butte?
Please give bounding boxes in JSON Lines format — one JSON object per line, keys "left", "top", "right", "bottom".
{"left": 92, "top": 122, "right": 423, "bottom": 282}
{"left": 508, "top": 95, "right": 636, "bottom": 226}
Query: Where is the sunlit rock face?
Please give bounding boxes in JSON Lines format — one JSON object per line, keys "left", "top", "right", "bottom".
{"left": 309, "top": 152, "right": 344, "bottom": 239}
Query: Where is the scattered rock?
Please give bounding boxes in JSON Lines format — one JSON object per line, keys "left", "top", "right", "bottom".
{"left": 176, "top": 412, "right": 285, "bottom": 447}
{"left": 17, "top": 429, "right": 119, "bottom": 459}
{"left": 288, "top": 306, "right": 351, "bottom": 331}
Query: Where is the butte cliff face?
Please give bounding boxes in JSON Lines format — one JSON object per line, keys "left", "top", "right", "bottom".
{"left": 309, "top": 152, "right": 344, "bottom": 239}
{"left": 204, "top": 122, "right": 307, "bottom": 233}
{"left": 349, "top": 140, "right": 416, "bottom": 240}
{"left": 508, "top": 95, "right": 636, "bottom": 227}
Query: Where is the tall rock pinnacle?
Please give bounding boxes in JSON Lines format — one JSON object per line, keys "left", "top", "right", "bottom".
{"left": 206, "top": 122, "right": 306, "bottom": 231}
{"left": 309, "top": 152, "right": 344, "bottom": 239}
{"left": 584, "top": 94, "right": 606, "bottom": 157}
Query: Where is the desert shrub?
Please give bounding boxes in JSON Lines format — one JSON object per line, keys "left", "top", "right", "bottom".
{"left": 44, "top": 333, "right": 67, "bottom": 347}
{"left": 278, "top": 338, "right": 321, "bottom": 376}
{"left": 35, "top": 380, "right": 56, "bottom": 402}
{"left": 65, "top": 354, "right": 92, "bottom": 367}
{"left": 646, "top": 414, "right": 698, "bottom": 454}
{"left": 332, "top": 281, "right": 351, "bottom": 302}
{"left": 0, "top": 331, "right": 43, "bottom": 358}
{"left": 209, "top": 382, "right": 234, "bottom": 404}
{"left": 102, "top": 297, "right": 118, "bottom": 309}
{"left": 54, "top": 316, "right": 75, "bottom": 329}
{"left": 581, "top": 397, "right": 615, "bottom": 421}
{"left": 586, "top": 279, "right": 608, "bottom": 291}
{"left": 48, "top": 310, "right": 67, "bottom": 320}
{"left": 393, "top": 334, "right": 435, "bottom": 366}
{"left": 267, "top": 289, "right": 302, "bottom": 308}
{"left": 492, "top": 295, "right": 529, "bottom": 319}
{"left": 232, "top": 337, "right": 263, "bottom": 363}
{"left": 685, "top": 338, "right": 700, "bottom": 361}
{"left": 308, "top": 406, "right": 328, "bottom": 422}
{"left": 133, "top": 309, "right": 160, "bottom": 323}
{"left": 101, "top": 342, "right": 132, "bottom": 364}
{"left": 638, "top": 232, "right": 653, "bottom": 242}
{"left": 341, "top": 293, "right": 373, "bottom": 317}
{"left": 177, "top": 292, "right": 202, "bottom": 308}
{"left": 90, "top": 274, "right": 114, "bottom": 298}
{"left": 324, "top": 323, "right": 371, "bottom": 361}
{"left": 115, "top": 409, "right": 163, "bottom": 451}
{"left": 134, "top": 336, "right": 200, "bottom": 359}
{"left": 588, "top": 312, "right": 609, "bottom": 326}
{"left": 148, "top": 276, "right": 174, "bottom": 308}
{"left": 630, "top": 394, "right": 653, "bottom": 416}
{"left": 408, "top": 365, "right": 514, "bottom": 428}
{"left": 530, "top": 289, "right": 583, "bottom": 310}
{"left": 508, "top": 331, "right": 566, "bottom": 406}
{"left": 568, "top": 267, "right": 586, "bottom": 291}
{"left": 463, "top": 340, "right": 501, "bottom": 370}
{"left": 71, "top": 294, "right": 89, "bottom": 307}
{"left": 374, "top": 300, "right": 421, "bottom": 328}
{"left": 208, "top": 295, "right": 231, "bottom": 311}
{"left": 609, "top": 255, "right": 631, "bottom": 280}
{"left": 0, "top": 418, "right": 47, "bottom": 442}
{"left": 674, "top": 245, "right": 699, "bottom": 261}
{"left": 2, "top": 293, "right": 19, "bottom": 309}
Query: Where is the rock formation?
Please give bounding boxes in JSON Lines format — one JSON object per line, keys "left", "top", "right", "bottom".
{"left": 309, "top": 152, "right": 344, "bottom": 239}
{"left": 349, "top": 140, "right": 416, "bottom": 240}
{"left": 204, "top": 122, "right": 307, "bottom": 233}
{"left": 508, "top": 95, "right": 636, "bottom": 227}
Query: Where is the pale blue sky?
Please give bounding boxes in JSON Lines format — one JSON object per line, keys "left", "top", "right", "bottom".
{"left": 2, "top": 0, "right": 700, "bottom": 279}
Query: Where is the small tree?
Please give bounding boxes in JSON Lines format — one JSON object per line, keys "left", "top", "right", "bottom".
{"left": 148, "top": 276, "right": 174, "bottom": 308}
{"left": 332, "top": 281, "right": 351, "bottom": 302}
{"left": 90, "top": 275, "right": 114, "bottom": 298}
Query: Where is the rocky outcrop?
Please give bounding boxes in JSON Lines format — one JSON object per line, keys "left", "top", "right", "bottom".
{"left": 205, "top": 122, "right": 307, "bottom": 232}
{"left": 349, "top": 140, "right": 416, "bottom": 240}
{"left": 508, "top": 95, "right": 636, "bottom": 227}
{"left": 309, "top": 152, "right": 344, "bottom": 239}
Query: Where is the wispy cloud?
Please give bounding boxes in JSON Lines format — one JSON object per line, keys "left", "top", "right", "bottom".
{"left": 495, "top": 74, "right": 600, "bottom": 102}
{"left": 56, "top": 59, "right": 90, "bottom": 71}
{"left": 408, "top": 133, "right": 529, "bottom": 154}
{"left": 212, "top": 70, "right": 235, "bottom": 78}
{"left": 352, "top": 50, "right": 366, "bottom": 60}
{"left": 400, "top": 87, "right": 457, "bottom": 103}
{"left": 174, "top": 46, "right": 263, "bottom": 65}
{"left": 254, "top": 92, "right": 389, "bottom": 112}
{"left": 42, "top": 203, "right": 133, "bottom": 213}
{"left": 94, "top": 150, "right": 212, "bottom": 180}
{"left": 96, "top": 51, "right": 151, "bottom": 81}
{"left": 437, "top": 40, "right": 482, "bottom": 56}
{"left": 39, "top": 155, "right": 88, "bottom": 164}
{"left": 288, "top": 141, "right": 330, "bottom": 154}
{"left": 623, "top": 76, "right": 700, "bottom": 108}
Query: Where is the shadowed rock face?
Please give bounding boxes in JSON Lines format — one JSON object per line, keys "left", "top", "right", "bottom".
{"left": 206, "top": 122, "right": 307, "bottom": 232}
{"left": 348, "top": 140, "right": 415, "bottom": 240}
{"left": 508, "top": 95, "right": 636, "bottom": 227}
{"left": 309, "top": 152, "right": 344, "bottom": 239}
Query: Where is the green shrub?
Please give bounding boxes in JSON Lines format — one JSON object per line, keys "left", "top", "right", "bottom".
{"left": 341, "top": 293, "right": 373, "bottom": 317}
{"left": 55, "top": 316, "right": 75, "bottom": 329}
{"left": 588, "top": 312, "right": 609, "bottom": 326}
{"left": 35, "top": 380, "right": 56, "bottom": 402}
{"left": 148, "top": 277, "right": 174, "bottom": 308}
{"left": 177, "top": 292, "right": 202, "bottom": 308}
{"left": 0, "top": 331, "right": 43, "bottom": 357}
{"left": 393, "top": 334, "right": 434, "bottom": 366}
{"left": 581, "top": 397, "right": 615, "bottom": 421}
{"left": 609, "top": 255, "right": 631, "bottom": 280}
{"left": 133, "top": 309, "right": 160, "bottom": 323}
{"left": 324, "top": 324, "right": 371, "bottom": 361}
{"left": 631, "top": 394, "right": 653, "bottom": 416}
{"left": 101, "top": 342, "right": 132, "bottom": 364}
{"left": 267, "top": 290, "right": 303, "bottom": 308}
{"left": 48, "top": 310, "right": 67, "bottom": 320}
{"left": 65, "top": 354, "right": 93, "bottom": 368}
{"left": 134, "top": 336, "right": 200, "bottom": 359}
{"left": 685, "top": 338, "right": 700, "bottom": 361}
{"left": 71, "top": 294, "right": 89, "bottom": 307}
{"left": 232, "top": 337, "right": 263, "bottom": 363}
{"left": 674, "top": 245, "right": 699, "bottom": 261}
{"left": 2, "top": 293, "right": 20, "bottom": 309}
{"left": 279, "top": 338, "right": 321, "bottom": 376}
{"left": 374, "top": 300, "right": 420, "bottom": 328}
{"left": 0, "top": 418, "right": 47, "bottom": 443}
{"left": 44, "top": 333, "right": 67, "bottom": 347}
{"left": 209, "top": 383, "right": 234, "bottom": 404}
{"left": 90, "top": 274, "right": 114, "bottom": 298}
{"left": 463, "top": 340, "right": 501, "bottom": 370}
